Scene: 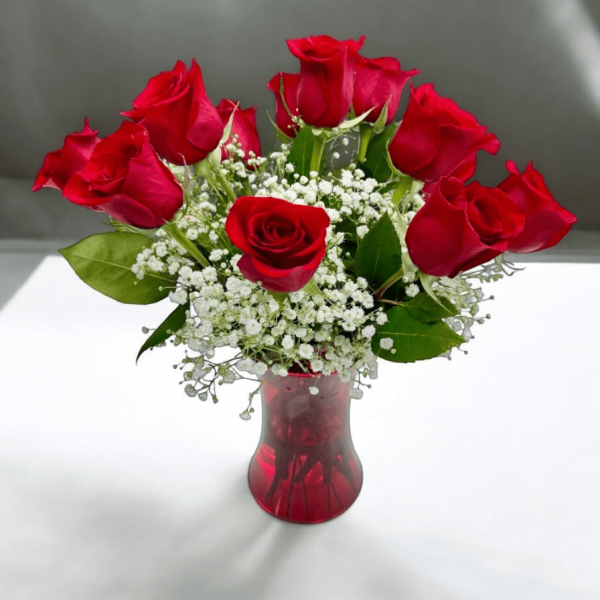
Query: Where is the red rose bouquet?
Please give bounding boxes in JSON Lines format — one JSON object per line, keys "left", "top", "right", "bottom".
{"left": 34, "top": 34, "right": 576, "bottom": 414}
{"left": 34, "top": 34, "right": 577, "bottom": 523}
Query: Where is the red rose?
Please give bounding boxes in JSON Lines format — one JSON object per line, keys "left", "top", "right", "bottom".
{"left": 286, "top": 35, "right": 365, "bottom": 128}
{"left": 225, "top": 196, "right": 330, "bottom": 292}
{"left": 122, "top": 59, "right": 223, "bottom": 166}
{"left": 32, "top": 118, "right": 100, "bottom": 192}
{"left": 266, "top": 72, "right": 300, "bottom": 137}
{"left": 216, "top": 99, "right": 262, "bottom": 164}
{"left": 406, "top": 178, "right": 525, "bottom": 277}
{"left": 422, "top": 154, "right": 477, "bottom": 195}
{"left": 353, "top": 57, "right": 418, "bottom": 125}
{"left": 389, "top": 83, "right": 500, "bottom": 183}
{"left": 498, "top": 161, "right": 577, "bottom": 253}
{"left": 63, "top": 122, "right": 183, "bottom": 229}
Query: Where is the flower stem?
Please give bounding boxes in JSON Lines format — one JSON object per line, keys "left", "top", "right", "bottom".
{"left": 162, "top": 222, "right": 210, "bottom": 269}
{"left": 310, "top": 132, "right": 326, "bottom": 174}
{"left": 357, "top": 123, "right": 373, "bottom": 163}
{"left": 214, "top": 169, "right": 238, "bottom": 204}
{"left": 374, "top": 267, "right": 404, "bottom": 300}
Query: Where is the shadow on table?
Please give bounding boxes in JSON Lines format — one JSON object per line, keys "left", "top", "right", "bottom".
{"left": 1, "top": 466, "right": 423, "bottom": 600}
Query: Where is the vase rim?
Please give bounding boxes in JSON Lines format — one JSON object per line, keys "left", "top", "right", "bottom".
{"left": 274, "top": 370, "right": 331, "bottom": 379}
{"left": 265, "top": 367, "right": 351, "bottom": 379}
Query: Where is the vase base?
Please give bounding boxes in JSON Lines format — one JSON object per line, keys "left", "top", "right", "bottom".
{"left": 249, "top": 485, "right": 363, "bottom": 525}
{"left": 248, "top": 444, "right": 363, "bottom": 525}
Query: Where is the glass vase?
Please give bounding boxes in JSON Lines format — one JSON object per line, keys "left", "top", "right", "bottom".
{"left": 248, "top": 371, "right": 363, "bottom": 524}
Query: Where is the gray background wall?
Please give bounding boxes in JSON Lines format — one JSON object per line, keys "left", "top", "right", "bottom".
{"left": 1, "top": 0, "right": 599, "bottom": 241}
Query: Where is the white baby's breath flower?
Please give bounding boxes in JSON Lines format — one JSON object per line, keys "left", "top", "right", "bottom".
{"left": 361, "top": 325, "right": 376, "bottom": 339}
{"left": 406, "top": 284, "right": 420, "bottom": 298}
{"left": 376, "top": 312, "right": 388, "bottom": 325}
{"left": 271, "top": 364, "right": 288, "bottom": 377}
{"left": 169, "top": 289, "right": 188, "bottom": 305}
{"left": 252, "top": 362, "right": 269, "bottom": 376}
{"left": 379, "top": 337, "right": 394, "bottom": 350}
{"left": 245, "top": 320, "right": 262, "bottom": 335}
{"left": 298, "top": 344, "right": 313, "bottom": 359}
{"left": 311, "top": 358, "right": 324, "bottom": 372}
{"left": 356, "top": 225, "right": 369, "bottom": 239}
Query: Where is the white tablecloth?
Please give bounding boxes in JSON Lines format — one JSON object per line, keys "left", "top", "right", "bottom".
{"left": 1, "top": 257, "right": 599, "bottom": 600}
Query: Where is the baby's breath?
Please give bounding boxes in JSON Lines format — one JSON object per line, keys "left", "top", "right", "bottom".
{"left": 133, "top": 137, "right": 502, "bottom": 415}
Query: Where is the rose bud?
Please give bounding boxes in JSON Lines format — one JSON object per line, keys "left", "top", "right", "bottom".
{"left": 266, "top": 72, "right": 300, "bottom": 137}
{"left": 389, "top": 83, "right": 500, "bottom": 183}
{"left": 498, "top": 161, "right": 577, "bottom": 253}
{"left": 286, "top": 34, "right": 365, "bottom": 128}
{"left": 32, "top": 118, "right": 101, "bottom": 192}
{"left": 422, "top": 154, "right": 477, "bottom": 195}
{"left": 225, "top": 196, "right": 330, "bottom": 293}
{"left": 353, "top": 57, "right": 418, "bottom": 125}
{"left": 406, "top": 178, "right": 525, "bottom": 278}
{"left": 216, "top": 99, "right": 262, "bottom": 164}
{"left": 63, "top": 121, "right": 183, "bottom": 229}
{"left": 122, "top": 59, "right": 223, "bottom": 166}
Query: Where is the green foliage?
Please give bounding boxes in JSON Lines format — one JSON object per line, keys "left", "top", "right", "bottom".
{"left": 301, "top": 278, "right": 323, "bottom": 297}
{"left": 287, "top": 126, "right": 315, "bottom": 179}
{"left": 354, "top": 213, "right": 402, "bottom": 289}
{"left": 267, "top": 112, "right": 294, "bottom": 143}
{"left": 60, "top": 233, "right": 176, "bottom": 304}
{"left": 137, "top": 302, "right": 189, "bottom": 362}
{"left": 404, "top": 293, "right": 459, "bottom": 323}
{"left": 361, "top": 123, "right": 398, "bottom": 183}
{"left": 373, "top": 306, "right": 464, "bottom": 363}
{"left": 371, "top": 99, "right": 390, "bottom": 134}
{"left": 392, "top": 175, "right": 423, "bottom": 206}
{"left": 418, "top": 271, "right": 451, "bottom": 310}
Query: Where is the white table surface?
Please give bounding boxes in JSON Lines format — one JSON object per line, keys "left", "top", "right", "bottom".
{"left": 1, "top": 257, "right": 599, "bottom": 600}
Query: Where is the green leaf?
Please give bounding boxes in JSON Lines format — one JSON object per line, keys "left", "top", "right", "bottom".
{"left": 418, "top": 271, "right": 448, "bottom": 310}
{"left": 137, "top": 302, "right": 189, "bottom": 362}
{"left": 196, "top": 146, "right": 221, "bottom": 179}
{"left": 219, "top": 103, "right": 237, "bottom": 145}
{"left": 404, "top": 293, "right": 459, "bottom": 323}
{"left": 267, "top": 111, "right": 294, "bottom": 143}
{"left": 267, "top": 290, "right": 288, "bottom": 307}
{"left": 362, "top": 123, "right": 398, "bottom": 183}
{"left": 354, "top": 213, "right": 402, "bottom": 289}
{"left": 60, "top": 232, "right": 176, "bottom": 304}
{"left": 336, "top": 216, "right": 358, "bottom": 245}
{"left": 392, "top": 176, "right": 423, "bottom": 206}
{"left": 287, "top": 126, "right": 315, "bottom": 178}
{"left": 372, "top": 99, "right": 390, "bottom": 135}
{"left": 336, "top": 108, "right": 374, "bottom": 130}
{"left": 301, "top": 278, "right": 323, "bottom": 297}
{"left": 373, "top": 306, "right": 463, "bottom": 363}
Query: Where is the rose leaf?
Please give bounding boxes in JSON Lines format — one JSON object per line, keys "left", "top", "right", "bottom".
{"left": 286, "top": 126, "right": 315, "bottom": 179}
{"left": 362, "top": 123, "right": 398, "bottom": 182}
{"left": 60, "top": 232, "right": 176, "bottom": 304}
{"left": 137, "top": 302, "right": 189, "bottom": 362}
{"left": 404, "top": 293, "right": 459, "bottom": 323}
{"left": 373, "top": 306, "right": 463, "bottom": 363}
{"left": 354, "top": 213, "right": 403, "bottom": 290}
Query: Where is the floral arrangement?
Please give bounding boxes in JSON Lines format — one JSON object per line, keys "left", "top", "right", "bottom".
{"left": 34, "top": 35, "right": 576, "bottom": 419}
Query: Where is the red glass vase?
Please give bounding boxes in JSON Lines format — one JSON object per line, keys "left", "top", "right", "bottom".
{"left": 248, "top": 371, "right": 363, "bottom": 524}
